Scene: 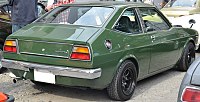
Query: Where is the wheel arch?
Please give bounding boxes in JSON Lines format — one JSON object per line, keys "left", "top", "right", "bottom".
{"left": 178, "top": 38, "right": 195, "bottom": 63}
{"left": 181, "top": 38, "right": 195, "bottom": 55}
{"left": 116, "top": 54, "right": 139, "bottom": 78}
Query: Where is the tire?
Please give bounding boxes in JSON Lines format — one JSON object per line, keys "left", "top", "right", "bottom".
{"left": 107, "top": 60, "right": 137, "bottom": 101}
{"left": 178, "top": 42, "right": 195, "bottom": 71}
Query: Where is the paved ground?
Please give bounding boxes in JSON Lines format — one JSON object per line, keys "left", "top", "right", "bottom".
{"left": 1, "top": 54, "right": 199, "bottom": 102}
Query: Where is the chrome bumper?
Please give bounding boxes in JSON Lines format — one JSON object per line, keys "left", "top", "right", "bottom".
{"left": 2, "top": 59, "right": 101, "bottom": 79}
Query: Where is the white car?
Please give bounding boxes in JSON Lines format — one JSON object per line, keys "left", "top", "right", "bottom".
{"left": 161, "top": 0, "right": 200, "bottom": 51}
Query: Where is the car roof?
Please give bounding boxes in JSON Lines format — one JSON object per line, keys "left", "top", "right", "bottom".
{"left": 62, "top": 1, "right": 154, "bottom": 8}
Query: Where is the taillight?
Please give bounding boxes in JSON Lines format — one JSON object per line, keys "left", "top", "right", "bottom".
{"left": 0, "top": 92, "right": 8, "bottom": 102}
{"left": 182, "top": 87, "right": 200, "bottom": 101}
{"left": 3, "top": 40, "right": 17, "bottom": 53}
{"left": 70, "top": 46, "right": 90, "bottom": 60}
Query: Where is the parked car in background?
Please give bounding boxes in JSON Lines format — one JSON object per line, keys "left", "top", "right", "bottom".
{"left": 2, "top": 2, "right": 198, "bottom": 101}
{"left": 0, "top": 1, "right": 46, "bottom": 73}
{"left": 0, "top": 1, "right": 46, "bottom": 50}
{"left": 161, "top": 0, "right": 200, "bottom": 51}
{"left": 178, "top": 57, "right": 200, "bottom": 102}
{"left": 0, "top": 1, "right": 11, "bottom": 50}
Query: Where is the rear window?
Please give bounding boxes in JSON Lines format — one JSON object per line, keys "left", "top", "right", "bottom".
{"left": 37, "top": 6, "right": 114, "bottom": 26}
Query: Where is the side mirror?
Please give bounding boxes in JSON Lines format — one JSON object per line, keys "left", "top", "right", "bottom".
{"left": 189, "top": 19, "right": 196, "bottom": 24}
{"left": 189, "top": 19, "right": 196, "bottom": 28}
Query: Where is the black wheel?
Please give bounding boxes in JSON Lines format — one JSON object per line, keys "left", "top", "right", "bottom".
{"left": 178, "top": 42, "right": 195, "bottom": 71}
{"left": 107, "top": 60, "right": 137, "bottom": 101}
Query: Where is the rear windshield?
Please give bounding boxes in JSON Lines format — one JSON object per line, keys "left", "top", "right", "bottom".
{"left": 37, "top": 6, "right": 114, "bottom": 26}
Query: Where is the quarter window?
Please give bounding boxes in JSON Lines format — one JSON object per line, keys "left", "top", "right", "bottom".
{"left": 138, "top": 8, "right": 170, "bottom": 32}
{"left": 114, "top": 8, "right": 142, "bottom": 34}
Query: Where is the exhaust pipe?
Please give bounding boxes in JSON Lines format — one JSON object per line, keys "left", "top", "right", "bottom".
{"left": 12, "top": 77, "right": 24, "bottom": 83}
{"left": 10, "top": 72, "right": 26, "bottom": 83}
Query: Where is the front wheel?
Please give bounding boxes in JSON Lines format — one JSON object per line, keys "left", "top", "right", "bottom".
{"left": 107, "top": 60, "right": 137, "bottom": 101}
{"left": 178, "top": 42, "right": 195, "bottom": 71}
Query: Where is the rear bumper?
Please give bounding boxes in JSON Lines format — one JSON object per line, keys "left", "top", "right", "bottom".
{"left": 2, "top": 59, "right": 101, "bottom": 79}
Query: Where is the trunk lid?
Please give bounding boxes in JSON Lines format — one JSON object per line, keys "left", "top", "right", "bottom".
{"left": 10, "top": 23, "right": 99, "bottom": 58}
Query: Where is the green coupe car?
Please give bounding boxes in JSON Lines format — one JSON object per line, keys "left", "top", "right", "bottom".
{"left": 1, "top": 2, "right": 199, "bottom": 101}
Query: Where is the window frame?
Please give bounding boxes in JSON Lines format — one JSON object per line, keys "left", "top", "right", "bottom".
{"left": 136, "top": 7, "right": 172, "bottom": 33}
{"left": 112, "top": 7, "right": 144, "bottom": 35}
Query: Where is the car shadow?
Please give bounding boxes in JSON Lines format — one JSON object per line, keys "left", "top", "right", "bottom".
{"left": 32, "top": 83, "right": 109, "bottom": 101}
{"left": 31, "top": 68, "right": 184, "bottom": 101}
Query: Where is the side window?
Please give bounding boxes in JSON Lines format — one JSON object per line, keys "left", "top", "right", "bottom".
{"left": 138, "top": 8, "right": 170, "bottom": 32}
{"left": 114, "top": 8, "right": 142, "bottom": 34}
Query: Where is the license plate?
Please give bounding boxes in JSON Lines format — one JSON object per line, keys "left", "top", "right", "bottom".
{"left": 34, "top": 69, "right": 55, "bottom": 84}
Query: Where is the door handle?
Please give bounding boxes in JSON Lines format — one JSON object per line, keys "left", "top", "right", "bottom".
{"left": 151, "top": 35, "right": 156, "bottom": 40}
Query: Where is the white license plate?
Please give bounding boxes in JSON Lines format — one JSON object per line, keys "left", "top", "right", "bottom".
{"left": 34, "top": 69, "right": 55, "bottom": 84}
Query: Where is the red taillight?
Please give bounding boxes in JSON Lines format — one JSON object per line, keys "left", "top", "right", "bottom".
{"left": 0, "top": 92, "right": 8, "bottom": 102}
{"left": 4, "top": 46, "right": 17, "bottom": 53}
{"left": 71, "top": 52, "right": 90, "bottom": 60}
{"left": 182, "top": 87, "right": 200, "bottom": 101}
{"left": 3, "top": 40, "right": 17, "bottom": 53}
{"left": 70, "top": 46, "right": 90, "bottom": 61}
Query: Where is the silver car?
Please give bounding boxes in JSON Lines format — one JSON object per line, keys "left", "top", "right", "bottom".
{"left": 178, "top": 57, "right": 200, "bottom": 102}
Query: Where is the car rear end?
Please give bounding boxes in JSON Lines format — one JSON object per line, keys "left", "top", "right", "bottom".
{"left": 2, "top": 5, "right": 115, "bottom": 89}
{"left": 1, "top": 24, "right": 103, "bottom": 88}
{"left": 178, "top": 57, "right": 200, "bottom": 102}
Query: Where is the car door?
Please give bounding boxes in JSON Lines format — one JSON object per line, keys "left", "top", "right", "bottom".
{"left": 137, "top": 7, "right": 179, "bottom": 73}
{"left": 112, "top": 8, "right": 151, "bottom": 78}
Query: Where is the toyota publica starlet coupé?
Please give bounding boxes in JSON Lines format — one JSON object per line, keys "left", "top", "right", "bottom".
{"left": 1, "top": 2, "right": 199, "bottom": 101}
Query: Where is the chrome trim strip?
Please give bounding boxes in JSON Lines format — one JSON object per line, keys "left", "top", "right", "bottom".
{"left": 2, "top": 59, "right": 101, "bottom": 79}
{"left": 20, "top": 52, "right": 69, "bottom": 59}
{"left": 18, "top": 39, "right": 74, "bottom": 45}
